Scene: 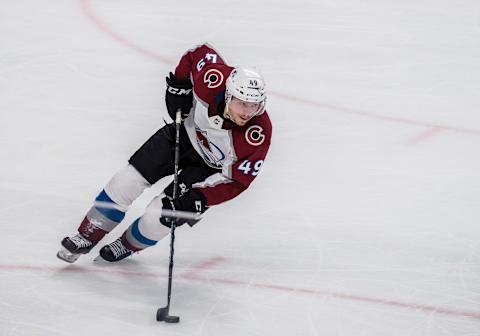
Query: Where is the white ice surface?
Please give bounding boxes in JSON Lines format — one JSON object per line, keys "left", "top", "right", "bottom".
{"left": 1, "top": 0, "right": 480, "bottom": 335}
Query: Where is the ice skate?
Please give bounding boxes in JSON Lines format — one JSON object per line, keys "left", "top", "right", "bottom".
{"left": 57, "top": 233, "right": 97, "bottom": 263}
{"left": 98, "top": 238, "right": 133, "bottom": 262}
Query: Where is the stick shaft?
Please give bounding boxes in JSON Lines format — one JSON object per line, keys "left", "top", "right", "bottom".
{"left": 166, "top": 110, "right": 182, "bottom": 308}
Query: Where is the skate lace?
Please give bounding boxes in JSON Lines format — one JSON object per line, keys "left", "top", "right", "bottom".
{"left": 109, "top": 239, "right": 130, "bottom": 258}
{"left": 70, "top": 234, "right": 92, "bottom": 248}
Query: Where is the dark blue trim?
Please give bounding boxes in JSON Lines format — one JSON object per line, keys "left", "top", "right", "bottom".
{"left": 131, "top": 219, "right": 157, "bottom": 246}
{"left": 95, "top": 189, "right": 125, "bottom": 223}
{"left": 215, "top": 91, "right": 225, "bottom": 104}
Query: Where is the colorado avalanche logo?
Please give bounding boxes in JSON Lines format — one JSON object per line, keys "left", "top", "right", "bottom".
{"left": 203, "top": 69, "right": 224, "bottom": 88}
{"left": 196, "top": 128, "right": 225, "bottom": 168}
{"left": 245, "top": 125, "right": 265, "bottom": 146}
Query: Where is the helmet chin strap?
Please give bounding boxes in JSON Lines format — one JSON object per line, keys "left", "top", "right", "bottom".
{"left": 223, "top": 104, "right": 235, "bottom": 123}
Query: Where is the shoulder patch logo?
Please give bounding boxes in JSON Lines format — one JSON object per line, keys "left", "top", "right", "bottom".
{"left": 245, "top": 125, "right": 265, "bottom": 146}
{"left": 204, "top": 69, "right": 224, "bottom": 88}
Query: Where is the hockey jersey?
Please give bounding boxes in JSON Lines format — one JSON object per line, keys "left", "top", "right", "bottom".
{"left": 173, "top": 43, "right": 272, "bottom": 206}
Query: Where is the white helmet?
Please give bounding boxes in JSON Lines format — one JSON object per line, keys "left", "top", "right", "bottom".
{"left": 225, "top": 67, "right": 266, "bottom": 115}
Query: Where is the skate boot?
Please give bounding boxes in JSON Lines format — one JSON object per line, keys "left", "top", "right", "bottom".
{"left": 99, "top": 237, "right": 133, "bottom": 262}
{"left": 57, "top": 233, "right": 97, "bottom": 263}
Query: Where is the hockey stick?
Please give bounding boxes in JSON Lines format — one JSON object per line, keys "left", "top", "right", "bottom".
{"left": 156, "top": 109, "right": 182, "bottom": 324}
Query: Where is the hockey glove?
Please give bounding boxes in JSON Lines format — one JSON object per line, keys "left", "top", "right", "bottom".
{"left": 160, "top": 189, "right": 208, "bottom": 227}
{"left": 165, "top": 72, "right": 193, "bottom": 120}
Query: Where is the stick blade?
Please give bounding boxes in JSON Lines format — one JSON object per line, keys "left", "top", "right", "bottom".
{"left": 157, "top": 307, "right": 180, "bottom": 323}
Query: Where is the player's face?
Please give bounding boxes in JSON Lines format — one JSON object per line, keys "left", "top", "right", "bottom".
{"left": 226, "top": 97, "right": 262, "bottom": 126}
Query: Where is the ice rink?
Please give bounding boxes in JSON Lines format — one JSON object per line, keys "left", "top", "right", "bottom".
{"left": 1, "top": 0, "right": 480, "bottom": 335}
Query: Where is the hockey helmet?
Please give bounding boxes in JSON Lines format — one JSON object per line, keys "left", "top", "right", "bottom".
{"left": 225, "top": 67, "right": 266, "bottom": 116}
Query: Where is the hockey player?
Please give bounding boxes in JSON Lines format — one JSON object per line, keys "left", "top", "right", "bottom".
{"left": 57, "top": 43, "right": 272, "bottom": 263}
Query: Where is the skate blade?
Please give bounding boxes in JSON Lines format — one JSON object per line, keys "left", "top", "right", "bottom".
{"left": 57, "top": 247, "right": 81, "bottom": 263}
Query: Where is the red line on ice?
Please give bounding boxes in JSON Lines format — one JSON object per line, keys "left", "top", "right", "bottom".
{"left": 407, "top": 126, "right": 445, "bottom": 145}
{"left": 79, "top": 0, "right": 174, "bottom": 64}
{"left": 180, "top": 256, "right": 227, "bottom": 279}
{"left": 2, "top": 262, "right": 480, "bottom": 320}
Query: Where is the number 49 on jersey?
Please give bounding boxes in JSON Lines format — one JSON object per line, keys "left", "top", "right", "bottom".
{"left": 238, "top": 160, "right": 264, "bottom": 176}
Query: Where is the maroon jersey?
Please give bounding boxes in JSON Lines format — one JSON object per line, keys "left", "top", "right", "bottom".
{"left": 174, "top": 43, "right": 272, "bottom": 206}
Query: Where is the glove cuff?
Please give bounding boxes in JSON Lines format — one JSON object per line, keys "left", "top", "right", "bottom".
{"left": 167, "top": 72, "right": 192, "bottom": 89}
